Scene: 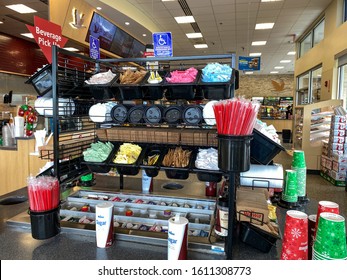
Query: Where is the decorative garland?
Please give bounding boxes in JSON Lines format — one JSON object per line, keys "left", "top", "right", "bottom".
{"left": 17, "top": 105, "right": 38, "bottom": 136}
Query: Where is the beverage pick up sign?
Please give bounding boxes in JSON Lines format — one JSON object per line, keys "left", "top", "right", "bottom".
{"left": 26, "top": 16, "right": 68, "bottom": 63}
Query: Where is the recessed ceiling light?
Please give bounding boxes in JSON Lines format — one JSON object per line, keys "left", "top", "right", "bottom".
{"left": 245, "top": 72, "right": 254, "bottom": 75}
{"left": 255, "top": 23, "right": 274, "bottom": 30}
{"left": 274, "top": 66, "right": 284, "bottom": 69}
{"left": 270, "top": 71, "right": 279, "bottom": 74}
{"left": 64, "top": 47, "right": 79, "bottom": 52}
{"left": 6, "top": 4, "right": 37, "bottom": 14}
{"left": 21, "top": 33, "right": 34, "bottom": 38}
{"left": 186, "top": 32, "right": 203, "bottom": 39}
{"left": 174, "top": 16, "right": 195, "bottom": 24}
{"left": 252, "top": 41, "right": 267, "bottom": 46}
{"left": 194, "top": 44, "right": 208, "bottom": 49}
{"left": 125, "top": 22, "right": 130, "bottom": 25}
{"left": 0, "top": 21, "right": 3, "bottom": 24}
{"left": 249, "top": 53, "right": 262, "bottom": 56}
{"left": 96, "top": 7, "right": 102, "bottom": 10}
{"left": 280, "top": 60, "right": 291, "bottom": 63}
{"left": 142, "top": 34, "right": 147, "bottom": 37}
{"left": 287, "top": 51, "right": 296, "bottom": 55}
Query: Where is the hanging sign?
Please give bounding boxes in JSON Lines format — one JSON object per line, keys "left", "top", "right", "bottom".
{"left": 26, "top": 16, "right": 68, "bottom": 63}
{"left": 153, "top": 32, "right": 173, "bottom": 57}
{"left": 238, "top": 56, "right": 261, "bottom": 71}
{"left": 89, "top": 35, "right": 100, "bottom": 60}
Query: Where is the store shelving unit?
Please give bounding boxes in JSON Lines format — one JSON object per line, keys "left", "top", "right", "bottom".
{"left": 293, "top": 99, "right": 343, "bottom": 170}
{"left": 45, "top": 46, "right": 241, "bottom": 259}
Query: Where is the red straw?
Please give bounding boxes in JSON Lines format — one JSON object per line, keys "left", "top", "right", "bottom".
{"left": 212, "top": 97, "right": 260, "bottom": 136}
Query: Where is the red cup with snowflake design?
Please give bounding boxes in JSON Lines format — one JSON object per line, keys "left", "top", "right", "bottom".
{"left": 280, "top": 210, "right": 308, "bottom": 260}
{"left": 314, "top": 201, "right": 339, "bottom": 238}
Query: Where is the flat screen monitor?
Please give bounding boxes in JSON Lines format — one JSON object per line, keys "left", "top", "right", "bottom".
{"left": 109, "top": 28, "right": 134, "bottom": 57}
{"left": 129, "top": 38, "right": 145, "bottom": 58}
{"left": 85, "top": 12, "right": 117, "bottom": 50}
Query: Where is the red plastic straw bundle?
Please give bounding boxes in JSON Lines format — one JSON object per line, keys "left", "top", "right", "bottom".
{"left": 212, "top": 97, "right": 260, "bottom": 135}
{"left": 27, "top": 176, "right": 60, "bottom": 212}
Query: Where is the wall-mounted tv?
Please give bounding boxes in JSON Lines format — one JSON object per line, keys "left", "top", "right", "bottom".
{"left": 129, "top": 38, "right": 145, "bottom": 58}
{"left": 85, "top": 12, "right": 117, "bottom": 50}
{"left": 85, "top": 12, "right": 146, "bottom": 59}
{"left": 110, "top": 28, "right": 134, "bottom": 57}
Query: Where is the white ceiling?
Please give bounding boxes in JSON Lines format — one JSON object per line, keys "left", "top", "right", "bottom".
{"left": 0, "top": 0, "right": 334, "bottom": 75}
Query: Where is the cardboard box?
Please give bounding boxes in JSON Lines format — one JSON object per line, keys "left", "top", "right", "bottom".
{"left": 332, "top": 160, "right": 347, "bottom": 172}
{"left": 332, "top": 152, "right": 347, "bottom": 163}
{"left": 329, "top": 136, "right": 345, "bottom": 144}
{"left": 331, "top": 129, "right": 346, "bottom": 137}
{"left": 330, "top": 122, "right": 346, "bottom": 130}
{"left": 330, "top": 170, "right": 346, "bottom": 181}
{"left": 331, "top": 115, "right": 346, "bottom": 123}
{"left": 236, "top": 189, "right": 269, "bottom": 225}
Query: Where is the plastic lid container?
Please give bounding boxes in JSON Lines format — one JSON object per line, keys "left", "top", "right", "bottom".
{"left": 182, "top": 105, "right": 202, "bottom": 125}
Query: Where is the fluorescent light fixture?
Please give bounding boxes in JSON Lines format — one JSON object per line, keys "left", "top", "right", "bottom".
{"left": 255, "top": 23, "right": 274, "bottom": 30}
{"left": 280, "top": 60, "right": 291, "bottom": 63}
{"left": 21, "top": 33, "right": 34, "bottom": 38}
{"left": 186, "top": 32, "right": 203, "bottom": 39}
{"left": 270, "top": 71, "right": 279, "bottom": 74}
{"left": 175, "top": 16, "right": 195, "bottom": 24}
{"left": 142, "top": 34, "right": 147, "bottom": 37}
{"left": 96, "top": 7, "right": 102, "bottom": 10}
{"left": 64, "top": 47, "right": 79, "bottom": 52}
{"left": 249, "top": 53, "right": 261, "bottom": 56}
{"left": 287, "top": 51, "right": 296, "bottom": 55}
{"left": 274, "top": 66, "right": 284, "bottom": 69}
{"left": 252, "top": 41, "right": 267, "bottom": 46}
{"left": 245, "top": 72, "right": 254, "bottom": 75}
{"left": 125, "top": 22, "right": 130, "bottom": 25}
{"left": 194, "top": 44, "right": 208, "bottom": 49}
{"left": 6, "top": 4, "right": 37, "bottom": 14}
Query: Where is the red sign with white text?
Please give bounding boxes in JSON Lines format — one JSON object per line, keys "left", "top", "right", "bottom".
{"left": 26, "top": 16, "right": 68, "bottom": 63}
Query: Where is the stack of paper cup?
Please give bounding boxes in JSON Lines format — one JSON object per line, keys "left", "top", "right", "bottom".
{"left": 279, "top": 170, "right": 299, "bottom": 209}
{"left": 314, "top": 201, "right": 339, "bottom": 238}
{"left": 95, "top": 202, "right": 114, "bottom": 248}
{"left": 14, "top": 116, "right": 24, "bottom": 137}
{"left": 168, "top": 214, "right": 189, "bottom": 260}
{"left": 291, "top": 150, "right": 307, "bottom": 202}
{"left": 280, "top": 210, "right": 308, "bottom": 260}
{"left": 313, "top": 212, "right": 347, "bottom": 260}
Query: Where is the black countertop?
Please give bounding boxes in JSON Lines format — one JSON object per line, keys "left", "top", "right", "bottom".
{"left": 0, "top": 173, "right": 325, "bottom": 260}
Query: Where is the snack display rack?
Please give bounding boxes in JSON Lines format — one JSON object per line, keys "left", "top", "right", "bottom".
{"left": 31, "top": 46, "right": 245, "bottom": 259}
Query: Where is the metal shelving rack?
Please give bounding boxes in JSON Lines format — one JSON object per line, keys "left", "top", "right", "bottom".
{"left": 50, "top": 45, "right": 240, "bottom": 259}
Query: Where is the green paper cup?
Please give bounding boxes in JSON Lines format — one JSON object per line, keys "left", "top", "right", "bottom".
{"left": 291, "top": 166, "right": 306, "bottom": 197}
{"left": 282, "top": 170, "right": 298, "bottom": 203}
{"left": 292, "top": 150, "right": 306, "bottom": 168}
{"left": 314, "top": 212, "right": 347, "bottom": 260}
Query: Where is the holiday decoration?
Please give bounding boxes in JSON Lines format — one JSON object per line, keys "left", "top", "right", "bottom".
{"left": 18, "top": 105, "right": 38, "bottom": 136}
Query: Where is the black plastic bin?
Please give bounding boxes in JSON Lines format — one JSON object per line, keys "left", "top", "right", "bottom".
{"left": 239, "top": 222, "right": 280, "bottom": 253}
{"left": 82, "top": 143, "right": 117, "bottom": 173}
{"left": 140, "top": 145, "right": 166, "bottom": 177}
{"left": 250, "top": 128, "right": 285, "bottom": 165}
{"left": 29, "top": 207, "right": 60, "bottom": 240}
{"left": 217, "top": 134, "right": 252, "bottom": 172}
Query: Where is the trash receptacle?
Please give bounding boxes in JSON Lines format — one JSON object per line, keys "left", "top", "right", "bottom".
{"left": 282, "top": 129, "right": 292, "bottom": 143}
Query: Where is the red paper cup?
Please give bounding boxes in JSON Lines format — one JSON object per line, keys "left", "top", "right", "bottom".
{"left": 314, "top": 201, "right": 339, "bottom": 237}
{"left": 280, "top": 210, "right": 308, "bottom": 260}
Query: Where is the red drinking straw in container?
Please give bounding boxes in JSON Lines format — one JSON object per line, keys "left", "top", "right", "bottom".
{"left": 27, "top": 176, "right": 60, "bottom": 212}
{"left": 212, "top": 97, "right": 260, "bottom": 136}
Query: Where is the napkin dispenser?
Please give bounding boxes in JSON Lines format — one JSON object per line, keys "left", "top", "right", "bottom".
{"left": 240, "top": 163, "right": 283, "bottom": 189}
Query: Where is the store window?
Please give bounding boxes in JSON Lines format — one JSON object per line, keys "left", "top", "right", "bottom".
{"left": 337, "top": 54, "right": 347, "bottom": 109}
{"left": 299, "top": 18, "right": 325, "bottom": 57}
{"left": 296, "top": 66, "right": 322, "bottom": 105}
{"left": 313, "top": 20, "right": 325, "bottom": 46}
